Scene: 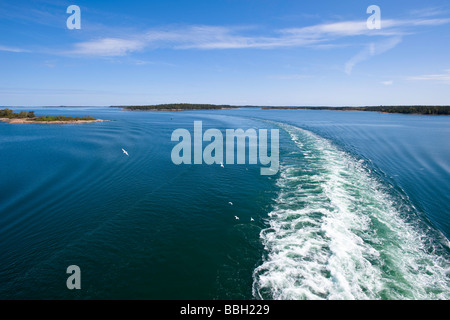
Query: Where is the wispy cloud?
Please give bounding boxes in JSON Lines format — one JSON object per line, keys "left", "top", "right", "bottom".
{"left": 406, "top": 18, "right": 450, "bottom": 26}
{"left": 408, "top": 70, "right": 450, "bottom": 84}
{"left": 409, "top": 7, "right": 449, "bottom": 18}
{"left": 381, "top": 80, "right": 394, "bottom": 86}
{"left": 268, "top": 74, "right": 312, "bottom": 80}
{"left": 64, "top": 17, "right": 450, "bottom": 75}
{"left": 0, "top": 45, "right": 30, "bottom": 53}
{"left": 69, "top": 38, "right": 146, "bottom": 56}
{"left": 0, "top": 1, "right": 67, "bottom": 28}
{"left": 282, "top": 20, "right": 372, "bottom": 37}
{"left": 67, "top": 17, "right": 450, "bottom": 55}
{"left": 345, "top": 37, "right": 402, "bottom": 75}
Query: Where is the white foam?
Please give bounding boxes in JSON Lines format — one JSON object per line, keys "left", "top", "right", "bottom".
{"left": 253, "top": 124, "right": 450, "bottom": 300}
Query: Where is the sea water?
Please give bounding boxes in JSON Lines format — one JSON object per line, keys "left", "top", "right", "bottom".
{"left": 0, "top": 107, "right": 448, "bottom": 299}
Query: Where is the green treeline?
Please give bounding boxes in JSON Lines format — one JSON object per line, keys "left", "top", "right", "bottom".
{"left": 0, "top": 108, "right": 36, "bottom": 118}
{"left": 33, "top": 115, "right": 97, "bottom": 121}
{"left": 0, "top": 108, "right": 96, "bottom": 121}
{"left": 118, "top": 104, "right": 450, "bottom": 114}
{"left": 118, "top": 103, "right": 239, "bottom": 111}
{"left": 261, "top": 105, "right": 450, "bottom": 115}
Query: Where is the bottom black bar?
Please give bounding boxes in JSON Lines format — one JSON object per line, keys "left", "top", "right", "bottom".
{"left": 0, "top": 300, "right": 445, "bottom": 318}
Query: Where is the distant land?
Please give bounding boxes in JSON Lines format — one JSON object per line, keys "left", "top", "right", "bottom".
{"left": 113, "top": 103, "right": 240, "bottom": 111}
{"left": 0, "top": 109, "right": 101, "bottom": 124}
{"left": 112, "top": 104, "right": 450, "bottom": 115}
{"left": 261, "top": 105, "right": 450, "bottom": 115}
{"left": 2, "top": 105, "right": 448, "bottom": 115}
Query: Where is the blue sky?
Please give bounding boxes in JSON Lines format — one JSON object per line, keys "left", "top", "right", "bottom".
{"left": 1, "top": 0, "right": 450, "bottom": 106}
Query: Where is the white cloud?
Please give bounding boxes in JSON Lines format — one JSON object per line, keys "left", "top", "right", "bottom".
{"left": 282, "top": 21, "right": 370, "bottom": 37}
{"left": 345, "top": 37, "right": 402, "bottom": 75}
{"left": 0, "top": 45, "right": 29, "bottom": 53}
{"left": 381, "top": 80, "right": 394, "bottom": 86}
{"left": 69, "top": 38, "right": 146, "bottom": 56}
{"left": 408, "top": 18, "right": 450, "bottom": 26}
{"left": 408, "top": 70, "right": 450, "bottom": 84}
{"left": 134, "top": 60, "right": 150, "bottom": 65}
{"left": 65, "top": 17, "right": 450, "bottom": 57}
{"left": 409, "top": 7, "right": 449, "bottom": 18}
{"left": 147, "top": 25, "right": 320, "bottom": 50}
{"left": 268, "top": 74, "right": 312, "bottom": 80}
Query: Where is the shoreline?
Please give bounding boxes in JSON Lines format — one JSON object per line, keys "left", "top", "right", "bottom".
{"left": 260, "top": 107, "right": 450, "bottom": 116}
{"left": 0, "top": 118, "right": 104, "bottom": 124}
{"left": 120, "top": 107, "right": 238, "bottom": 111}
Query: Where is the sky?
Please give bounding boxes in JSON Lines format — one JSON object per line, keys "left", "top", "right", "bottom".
{"left": 1, "top": 0, "right": 450, "bottom": 106}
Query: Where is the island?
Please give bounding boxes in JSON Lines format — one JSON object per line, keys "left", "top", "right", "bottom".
{"left": 260, "top": 105, "right": 450, "bottom": 115}
{"left": 0, "top": 109, "right": 102, "bottom": 124}
{"left": 113, "top": 103, "right": 240, "bottom": 111}
{"left": 113, "top": 104, "right": 450, "bottom": 115}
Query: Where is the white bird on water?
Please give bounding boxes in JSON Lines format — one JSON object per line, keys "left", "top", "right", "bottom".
{"left": 220, "top": 162, "right": 224, "bottom": 168}
{"left": 235, "top": 216, "right": 239, "bottom": 220}
{"left": 228, "top": 202, "right": 233, "bottom": 206}
{"left": 250, "top": 217, "right": 254, "bottom": 222}
{"left": 122, "top": 148, "right": 129, "bottom": 156}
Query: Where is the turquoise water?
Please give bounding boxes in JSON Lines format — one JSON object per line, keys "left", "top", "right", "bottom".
{"left": 0, "top": 107, "right": 449, "bottom": 299}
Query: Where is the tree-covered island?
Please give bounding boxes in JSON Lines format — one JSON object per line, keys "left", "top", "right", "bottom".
{"left": 0, "top": 109, "right": 101, "bottom": 124}
{"left": 114, "top": 103, "right": 240, "bottom": 111}
{"left": 260, "top": 105, "right": 450, "bottom": 115}
{"left": 115, "top": 104, "right": 450, "bottom": 115}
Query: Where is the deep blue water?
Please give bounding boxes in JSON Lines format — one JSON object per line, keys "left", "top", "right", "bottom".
{"left": 0, "top": 107, "right": 449, "bottom": 299}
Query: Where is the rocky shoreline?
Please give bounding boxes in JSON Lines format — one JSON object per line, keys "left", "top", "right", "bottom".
{"left": 0, "top": 118, "right": 104, "bottom": 124}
